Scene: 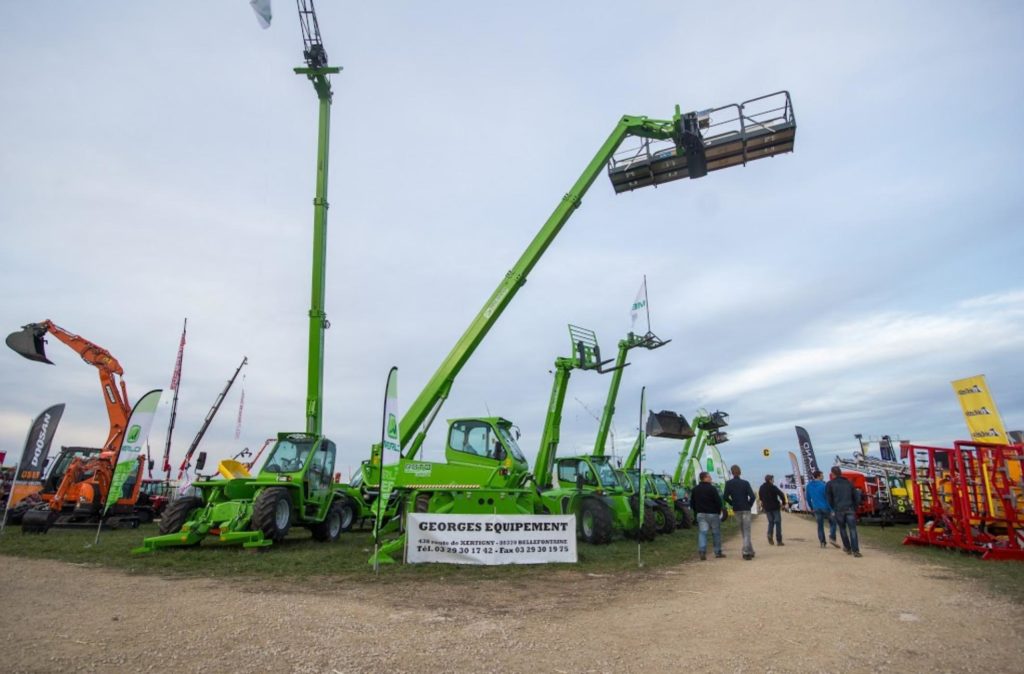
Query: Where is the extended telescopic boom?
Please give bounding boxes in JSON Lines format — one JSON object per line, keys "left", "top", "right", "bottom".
{"left": 399, "top": 92, "right": 795, "bottom": 460}
{"left": 295, "top": 0, "right": 342, "bottom": 436}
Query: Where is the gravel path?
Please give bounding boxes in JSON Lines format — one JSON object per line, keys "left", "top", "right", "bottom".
{"left": 1, "top": 513, "right": 1020, "bottom": 673}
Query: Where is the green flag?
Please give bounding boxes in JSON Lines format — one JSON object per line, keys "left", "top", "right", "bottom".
{"left": 105, "top": 389, "right": 163, "bottom": 514}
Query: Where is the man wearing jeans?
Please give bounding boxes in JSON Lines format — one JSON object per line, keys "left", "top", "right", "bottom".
{"left": 805, "top": 470, "right": 835, "bottom": 548}
{"left": 758, "top": 474, "right": 787, "bottom": 546}
{"left": 723, "top": 464, "right": 757, "bottom": 560}
{"left": 690, "top": 471, "right": 725, "bottom": 560}
{"left": 825, "top": 466, "right": 862, "bottom": 557}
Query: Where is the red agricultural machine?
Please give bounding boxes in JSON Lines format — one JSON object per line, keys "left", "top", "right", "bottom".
{"left": 901, "top": 440, "right": 1024, "bottom": 561}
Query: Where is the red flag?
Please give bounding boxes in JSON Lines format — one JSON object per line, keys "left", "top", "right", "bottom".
{"left": 169, "top": 320, "right": 187, "bottom": 391}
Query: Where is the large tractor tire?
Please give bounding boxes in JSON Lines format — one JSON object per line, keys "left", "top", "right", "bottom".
{"left": 638, "top": 505, "right": 658, "bottom": 542}
{"left": 578, "top": 499, "right": 613, "bottom": 545}
{"left": 311, "top": 499, "right": 346, "bottom": 542}
{"left": 654, "top": 501, "right": 676, "bottom": 535}
{"left": 252, "top": 488, "right": 292, "bottom": 543}
{"left": 158, "top": 496, "right": 203, "bottom": 535}
{"left": 674, "top": 502, "right": 692, "bottom": 529}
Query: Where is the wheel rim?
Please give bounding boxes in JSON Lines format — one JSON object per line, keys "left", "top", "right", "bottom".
{"left": 328, "top": 510, "right": 342, "bottom": 538}
{"left": 582, "top": 510, "right": 595, "bottom": 538}
{"left": 274, "top": 499, "right": 289, "bottom": 529}
{"left": 340, "top": 505, "right": 354, "bottom": 530}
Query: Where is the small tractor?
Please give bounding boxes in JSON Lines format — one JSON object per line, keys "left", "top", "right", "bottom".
{"left": 136, "top": 434, "right": 353, "bottom": 550}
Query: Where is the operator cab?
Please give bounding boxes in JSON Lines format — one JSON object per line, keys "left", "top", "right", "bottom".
{"left": 446, "top": 418, "right": 528, "bottom": 473}
{"left": 556, "top": 456, "right": 620, "bottom": 492}
{"left": 260, "top": 433, "right": 336, "bottom": 488}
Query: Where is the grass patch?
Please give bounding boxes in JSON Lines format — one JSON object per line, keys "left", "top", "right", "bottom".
{"left": 857, "top": 523, "right": 1024, "bottom": 602}
{"left": 0, "top": 520, "right": 730, "bottom": 582}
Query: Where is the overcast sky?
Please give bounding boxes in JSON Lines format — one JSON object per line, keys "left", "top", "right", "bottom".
{"left": 1, "top": 1, "right": 1021, "bottom": 484}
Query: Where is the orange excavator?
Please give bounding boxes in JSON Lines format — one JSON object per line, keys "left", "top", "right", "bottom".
{"left": 6, "top": 321, "right": 148, "bottom": 531}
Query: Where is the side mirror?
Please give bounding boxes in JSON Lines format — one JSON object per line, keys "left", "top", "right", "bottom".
{"left": 576, "top": 474, "right": 584, "bottom": 491}
{"left": 195, "top": 452, "right": 208, "bottom": 472}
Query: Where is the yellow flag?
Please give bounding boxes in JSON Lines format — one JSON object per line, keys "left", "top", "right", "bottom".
{"left": 951, "top": 375, "right": 1008, "bottom": 444}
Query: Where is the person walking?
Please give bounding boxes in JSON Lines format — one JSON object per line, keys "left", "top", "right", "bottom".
{"left": 805, "top": 470, "right": 836, "bottom": 548}
{"left": 825, "top": 466, "right": 862, "bottom": 557}
{"left": 758, "top": 474, "right": 787, "bottom": 546}
{"left": 690, "top": 471, "right": 726, "bottom": 560}
{"left": 723, "top": 464, "right": 757, "bottom": 560}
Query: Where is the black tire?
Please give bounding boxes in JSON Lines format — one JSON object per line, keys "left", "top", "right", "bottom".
{"left": 158, "top": 496, "right": 203, "bottom": 535}
{"left": 674, "top": 502, "right": 692, "bottom": 530}
{"left": 252, "top": 488, "right": 292, "bottom": 543}
{"left": 311, "top": 500, "right": 345, "bottom": 542}
{"left": 638, "top": 505, "right": 658, "bottom": 541}
{"left": 654, "top": 501, "right": 676, "bottom": 535}
{"left": 578, "top": 499, "right": 613, "bottom": 545}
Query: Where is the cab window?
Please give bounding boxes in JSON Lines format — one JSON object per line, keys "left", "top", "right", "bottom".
{"left": 449, "top": 421, "right": 498, "bottom": 458}
{"left": 557, "top": 460, "right": 579, "bottom": 483}
{"left": 309, "top": 440, "right": 336, "bottom": 489}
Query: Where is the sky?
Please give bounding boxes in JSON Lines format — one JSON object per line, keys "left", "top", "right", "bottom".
{"left": 1, "top": 1, "right": 1021, "bottom": 484}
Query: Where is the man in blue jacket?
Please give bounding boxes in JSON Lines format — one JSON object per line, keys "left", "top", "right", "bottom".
{"left": 723, "top": 464, "right": 757, "bottom": 560}
{"left": 805, "top": 470, "right": 836, "bottom": 548}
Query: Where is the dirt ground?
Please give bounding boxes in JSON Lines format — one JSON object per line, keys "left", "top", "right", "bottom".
{"left": 1, "top": 513, "right": 1021, "bottom": 673}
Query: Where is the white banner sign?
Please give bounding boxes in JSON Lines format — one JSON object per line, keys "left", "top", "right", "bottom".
{"left": 407, "top": 513, "right": 577, "bottom": 565}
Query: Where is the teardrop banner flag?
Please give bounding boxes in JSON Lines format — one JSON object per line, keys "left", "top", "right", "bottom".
{"left": 1, "top": 404, "right": 65, "bottom": 536}
{"left": 105, "top": 390, "right": 163, "bottom": 515}
{"left": 794, "top": 426, "right": 821, "bottom": 477}
{"left": 374, "top": 367, "right": 400, "bottom": 573}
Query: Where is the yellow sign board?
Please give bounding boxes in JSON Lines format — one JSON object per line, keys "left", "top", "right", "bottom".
{"left": 951, "top": 374, "right": 1008, "bottom": 444}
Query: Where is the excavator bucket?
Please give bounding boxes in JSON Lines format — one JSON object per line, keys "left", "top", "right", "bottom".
{"left": 5, "top": 324, "right": 53, "bottom": 364}
{"left": 646, "top": 410, "right": 695, "bottom": 440}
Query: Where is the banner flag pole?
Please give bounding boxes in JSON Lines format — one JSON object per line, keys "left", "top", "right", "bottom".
{"left": 374, "top": 367, "right": 400, "bottom": 574}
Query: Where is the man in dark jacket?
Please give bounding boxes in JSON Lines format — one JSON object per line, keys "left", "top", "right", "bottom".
{"left": 723, "top": 464, "right": 757, "bottom": 560}
{"left": 825, "top": 466, "right": 861, "bottom": 557}
{"left": 690, "top": 471, "right": 726, "bottom": 560}
{"left": 758, "top": 474, "right": 787, "bottom": 546}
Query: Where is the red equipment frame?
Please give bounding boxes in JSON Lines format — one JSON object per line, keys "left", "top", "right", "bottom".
{"left": 901, "top": 441, "right": 1024, "bottom": 561}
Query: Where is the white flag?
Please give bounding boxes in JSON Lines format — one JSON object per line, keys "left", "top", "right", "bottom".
{"left": 630, "top": 277, "right": 648, "bottom": 333}
{"left": 250, "top": 0, "right": 272, "bottom": 29}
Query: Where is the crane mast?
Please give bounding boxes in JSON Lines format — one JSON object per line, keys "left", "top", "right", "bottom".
{"left": 294, "top": 0, "right": 341, "bottom": 435}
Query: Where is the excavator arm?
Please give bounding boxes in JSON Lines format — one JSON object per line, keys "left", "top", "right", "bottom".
{"left": 6, "top": 320, "right": 131, "bottom": 452}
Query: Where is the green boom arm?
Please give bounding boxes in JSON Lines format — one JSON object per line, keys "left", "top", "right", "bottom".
{"left": 592, "top": 332, "right": 669, "bottom": 457}
{"left": 296, "top": 63, "right": 342, "bottom": 436}
{"left": 531, "top": 357, "right": 578, "bottom": 491}
{"left": 400, "top": 114, "right": 678, "bottom": 459}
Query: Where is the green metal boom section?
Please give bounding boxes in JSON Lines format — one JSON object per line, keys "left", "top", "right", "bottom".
{"left": 591, "top": 331, "right": 670, "bottom": 457}
{"left": 532, "top": 326, "right": 618, "bottom": 490}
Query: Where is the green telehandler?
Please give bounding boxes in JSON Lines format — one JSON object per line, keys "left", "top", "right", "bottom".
{"left": 674, "top": 410, "right": 730, "bottom": 490}
{"left": 533, "top": 325, "right": 690, "bottom": 543}
{"left": 366, "top": 92, "right": 796, "bottom": 564}
{"left": 136, "top": 1, "right": 353, "bottom": 553}
{"left": 530, "top": 326, "right": 656, "bottom": 544}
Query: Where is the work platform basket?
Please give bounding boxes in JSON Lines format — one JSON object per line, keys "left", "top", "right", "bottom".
{"left": 608, "top": 90, "right": 796, "bottom": 193}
